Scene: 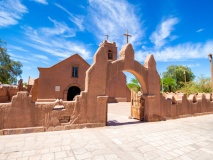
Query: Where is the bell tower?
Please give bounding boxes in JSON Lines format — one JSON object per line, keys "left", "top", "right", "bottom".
{"left": 99, "top": 40, "right": 117, "bottom": 61}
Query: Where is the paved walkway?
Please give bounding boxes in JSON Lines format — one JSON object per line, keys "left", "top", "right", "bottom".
{"left": 1, "top": 102, "right": 213, "bottom": 160}
{"left": 107, "top": 102, "right": 140, "bottom": 126}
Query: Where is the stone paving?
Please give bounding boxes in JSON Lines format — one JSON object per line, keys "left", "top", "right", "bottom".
{"left": 1, "top": 102, "right": 213, "bottom": 160}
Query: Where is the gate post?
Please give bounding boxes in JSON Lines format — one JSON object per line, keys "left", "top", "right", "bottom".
{"left": 143, "top": 95, "right": 161, "bottom": 122}
{"left": 97, "top": 96, "right": 108, "bottom": 126}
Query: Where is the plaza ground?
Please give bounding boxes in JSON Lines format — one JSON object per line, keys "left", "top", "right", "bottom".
{"left": 0, "top": 102, "right": 213, "bottom": 160}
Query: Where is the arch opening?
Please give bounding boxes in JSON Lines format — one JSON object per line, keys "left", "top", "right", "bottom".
{"left": 67, "top": 86, "right": 81, "bottom": 101}
{"left": 107, "top": 70, "right": 144, "bottom": 126}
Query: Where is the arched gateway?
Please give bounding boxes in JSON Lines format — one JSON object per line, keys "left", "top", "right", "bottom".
{"left": 73, "top": 40, "right": 162, "bottom": 126}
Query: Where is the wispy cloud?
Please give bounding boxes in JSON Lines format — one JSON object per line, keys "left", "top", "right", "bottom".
{"left": 87, "top": 0, "right": 144, "bottom": 46}
{"left": 22, "top": 66, "right": 34, "bottom": 71}
{"left": 9, "top": 51, "right": 50, "bottom": 65}
{"left": 41, "top": 17, "right": 75, "bottom": 38}
{"left": 196, "top": 28, "right": 204, "bottom": 33}
{"left": 0, "top": 0, "right": 28, "bottom": 28}
{"left": 55, "top": 3, "right": 84, "bottom": 31}
{"left": 8, "top": 45, "right": 28, "bottom": 52}
{"left": 21, "top": 20, "right": 91, "bottom": 60}
{"left": 150, "top": 17, "right": 179, "bottom": 49}
{"left": 32, "top": 0, "right": 48, "bottom": 5}
{"left": 8, "top": 52, "right": 30, "bottom": 63}
{"left": 185, "top": 63, "right": 200, "bottom": 68}
{"left": 135, "top": 41, "right": 213, "bottom": 62}
{"left": 32, "top": 54, "right": 49, "bottom": 61}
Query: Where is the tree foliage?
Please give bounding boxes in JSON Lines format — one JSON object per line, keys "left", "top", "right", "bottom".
{"left": 162, "top": 65, "right": 195, "bottom": 90}
{"left": 161, "top": 77, "right": 176, "bottom": 92}
{"left": 127, "top": 77, "right": 141, "bottom": 92}
{"left": 0, "top": 39, "right": 22, "bottom": 84}
{"left": 178, "top": 76, "right": 212, "bottom": 95}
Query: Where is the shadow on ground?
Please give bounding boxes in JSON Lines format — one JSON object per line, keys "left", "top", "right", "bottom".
{"left": 107, "top": 120, "right": 144, "bottom": 126}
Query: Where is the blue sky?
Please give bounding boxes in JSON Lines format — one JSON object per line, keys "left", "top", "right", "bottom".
{"left": 1, "top": 0, "right": 213, "bottom": 83}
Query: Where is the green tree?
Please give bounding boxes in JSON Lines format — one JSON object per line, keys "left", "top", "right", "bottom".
{"left": 127, "top": 77, "right": 141, "bottom": 92}
{"left": 161, "top": 77, "right": 176, "bottom": 92}
{"left": 0, "top": 39, "right": 22, "bottom": 84}
{"left": 163, "top": 65, "right": 195, "bottom": 90}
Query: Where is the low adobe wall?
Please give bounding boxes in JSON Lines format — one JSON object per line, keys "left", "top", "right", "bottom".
{"left": 0, "top": 85, "right": 18, "bottom": 103}
{"left": 1, "top": 91, "right": 213, "bottom": 135}
{"left": 0, "top": 84, "right": 32, "bottom": 103}
{"left": 0, "top": 91, "right": 107, "bottom": 135}
{"left": 161, "top": 93, "right": 213, "bottom": 119}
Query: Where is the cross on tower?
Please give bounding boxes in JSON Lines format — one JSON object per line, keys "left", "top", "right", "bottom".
{"left": 124, "top": 30, "right": 132, "bottom": 44}
{"left": 105, "top": 34, "right": 109, "bottom": 40}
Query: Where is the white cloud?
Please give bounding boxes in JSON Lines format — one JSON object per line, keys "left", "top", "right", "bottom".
{"left": 33, "top": 0, "right": 48, "bottom": 5}
{"left": 185, "top": 63, "right": 200, "bottom": 68}
{"left": 21, "top": 24, "right": 92, "bottom": 60}
{"left": 150, "top": 17, "right": 179, "bottom": 49}
{"left": 8, "top": 45, "right": 28, "bottom": 52}
{"left": 0, "top": 0, "right": 28, "bottom": 28}
{"left": 8, "top": 52, "right": 29, "bottom": 63}
{"left": 22, "top": 66, "right": 33, "bottom": 70}
{"left": 32, "top": 54, "right": 49, "bottom": 60}
{"left": 8, "top": 51, "right": 49, "bottom": 65}
{"left": 55, "top": 3, "right": 84, "bottom": 31}
{"left": 196, "top": 28, "right": 204, "bottom": 33}
{"left": 41, "top": 17, "right": 75, "bottom": 38}
{"left": 87, "top": 0, "right": 144, "bottom": 47}
{"left": 135, "top": 41, "right": 213, "bottom": 62}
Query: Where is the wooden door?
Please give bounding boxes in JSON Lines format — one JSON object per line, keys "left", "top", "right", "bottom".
{"left": 131, "top": 91, "right": 145, "bottom": 121}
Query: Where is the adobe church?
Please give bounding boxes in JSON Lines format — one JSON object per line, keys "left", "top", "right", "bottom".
{"left": 31, "top": 41, "right": 131, "bottom": 103}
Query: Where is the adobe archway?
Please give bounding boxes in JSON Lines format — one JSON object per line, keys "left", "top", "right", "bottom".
{"left": 81, "top": 41, "right": 161, "bottom": 126}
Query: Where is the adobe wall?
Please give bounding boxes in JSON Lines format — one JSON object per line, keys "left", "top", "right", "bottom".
{"left": 3, "top": 92, "right": 35, "bottom": 129}
{"left": 161, "top": 93, "right": 213, "bottom": 119}
{"left": 1, "top": 91, "right": 212, "bottom": 135}
{"left": 0, "top": 87, "right": 8, "bottom": 102}
{"left": 37, "top": 54, "right": 90, "bottom": 101}
{"left": 0, "top": 78, "right": 32, "bottom": 103}
{"left": 30, "top": 78, "right": 38, "bottom": 102}
{"left": 0, "top": 86, "right": 18, "bottom": 103}
{"left": 0, "top": 91, "right": 104, "bottom": 135}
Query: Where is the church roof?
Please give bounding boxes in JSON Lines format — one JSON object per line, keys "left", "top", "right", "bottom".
{"left": 38, "top": 54, "right": 90, "bottom": 71}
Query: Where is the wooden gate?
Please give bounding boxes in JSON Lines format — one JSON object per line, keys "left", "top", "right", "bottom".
{"left": 131, "top": 91, "right": 145, "bottom": 121}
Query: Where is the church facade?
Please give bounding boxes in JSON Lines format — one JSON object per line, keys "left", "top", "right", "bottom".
{"left": 32, "top": 41, "right": 131, "bottom": 102}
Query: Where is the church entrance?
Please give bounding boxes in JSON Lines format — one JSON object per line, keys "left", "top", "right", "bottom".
{"left": 67, "top": 86, "right": 81, "bottom": 101}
